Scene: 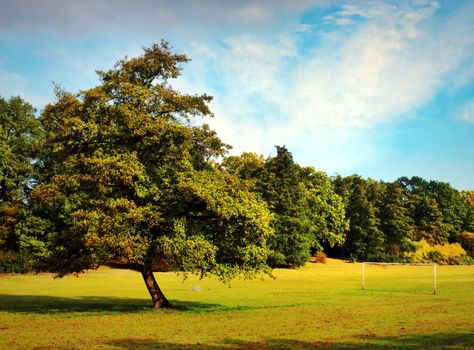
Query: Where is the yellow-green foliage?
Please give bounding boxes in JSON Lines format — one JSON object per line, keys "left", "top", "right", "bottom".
{"left": 19, "top": 43, "right": 274, "bottom": 289}
{"left": 405, "top": 239, "right": 468, "bottom": 264}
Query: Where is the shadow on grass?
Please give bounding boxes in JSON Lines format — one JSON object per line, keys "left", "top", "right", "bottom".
{"left": 108, "top": 333, "right": 474, "bottom": 349}
{"left": 0, "top": 294, "right": 223, "bottom": 314}
{"left": 0, "top": 294, "right": 305, "bottom": 314}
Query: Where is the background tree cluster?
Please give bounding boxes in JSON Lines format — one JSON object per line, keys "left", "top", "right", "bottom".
{"left": 1, "top": 42, "right": 474, "bottom": 306}
{"left": 222, "top": 147, "right": 348, "bottom": 267}
{"left": 222, "top": 153, "right": 474, "bottom": 265}
{"left": 332, "top": 175, "right": 474, "bottom": 262}
{"left": 0, "top": 96, "right": 41, "bottom": 271}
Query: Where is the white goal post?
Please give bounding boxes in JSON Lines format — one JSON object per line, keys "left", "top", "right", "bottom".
{"left": 362, "top": 262, "right": 437, "bottom": 294}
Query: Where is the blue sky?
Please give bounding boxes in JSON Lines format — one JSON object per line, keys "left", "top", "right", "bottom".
{"left": 1, "top": 0, "right": 473, "bottom": 189}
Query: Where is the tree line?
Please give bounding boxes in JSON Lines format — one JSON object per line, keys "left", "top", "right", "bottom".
{"left": 1, "top": 42, "right": 474, "bottom": 307}
{"left": 221, "top": 148, "right": 474, "bottom": 265}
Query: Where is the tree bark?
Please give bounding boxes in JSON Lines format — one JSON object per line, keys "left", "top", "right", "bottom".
{"left": 141, "top": 263, "right": 171, "bottom": 308}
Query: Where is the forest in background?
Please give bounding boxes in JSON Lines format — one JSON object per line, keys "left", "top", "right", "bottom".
{"left": 222, "top": 147, "right": 474, "bottom": 266}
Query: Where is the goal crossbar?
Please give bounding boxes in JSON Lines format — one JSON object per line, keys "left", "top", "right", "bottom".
{"left": 361, "top": 262, "right": 437, "bottom": 294}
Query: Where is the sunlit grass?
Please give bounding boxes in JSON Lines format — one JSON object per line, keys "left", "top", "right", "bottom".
{"left": 0, "top": 259, "right": 473, "bottom": 349}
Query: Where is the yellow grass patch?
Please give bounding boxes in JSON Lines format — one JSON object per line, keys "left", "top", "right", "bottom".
{"left": 0, "top": 261, "right": 473, "bottom": 349}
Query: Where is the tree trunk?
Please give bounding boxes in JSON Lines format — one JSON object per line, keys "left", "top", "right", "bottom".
{"left": 141, "top": 264, "right": 171, "bottom": 308}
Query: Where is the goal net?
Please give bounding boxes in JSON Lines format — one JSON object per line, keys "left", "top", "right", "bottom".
{"left": 361, "top": 262, "right": 437, "bottom": 294}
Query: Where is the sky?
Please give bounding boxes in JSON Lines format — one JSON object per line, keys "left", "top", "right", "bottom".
{"left": 1, "top": 0, "right": 473, "bottom": 189}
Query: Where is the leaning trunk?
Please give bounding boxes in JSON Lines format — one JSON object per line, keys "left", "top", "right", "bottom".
{"left": 141, "top": 263, "right": 170, "bottom": 308}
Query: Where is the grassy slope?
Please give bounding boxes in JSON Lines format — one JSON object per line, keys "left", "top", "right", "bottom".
{"left": 0, "top": 259, "right": 473, "bottom": 349}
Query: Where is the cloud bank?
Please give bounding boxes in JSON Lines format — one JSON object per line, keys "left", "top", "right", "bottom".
{"left": 172, "top": 1, "right": 474, "bottom": 171}
{"left": 0, "top": 0, "right": 318, "bottom": 35}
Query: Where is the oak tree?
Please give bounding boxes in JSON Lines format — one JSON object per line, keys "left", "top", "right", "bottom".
{"left": 19, "top": 42, "right": 273, "bottom": 308}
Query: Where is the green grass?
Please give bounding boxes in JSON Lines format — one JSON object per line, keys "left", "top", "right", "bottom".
{"left": 0, "top": 259, "right": 473, "bottom": 349}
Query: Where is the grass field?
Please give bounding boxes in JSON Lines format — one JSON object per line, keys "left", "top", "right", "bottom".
{"left": 0, "top": 259, "right": 473, "bottom": 349}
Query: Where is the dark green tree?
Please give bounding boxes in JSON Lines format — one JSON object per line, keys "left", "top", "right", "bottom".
{"left": 261, "top": 146, "right": 312, "bottom": 267}
{"left": 414, "top": 196, "right": 449, "bottom": 244}
{"left": 397, "top": 177, "right": 449, "bottom": 244}
{"left": 0, "top": 96, "right": 41, "bottom": 251}
{"left": 231, "top": 147, "right": 348, "bottom": 267}
{"left": 462, "top": 191, "right": 474, "bottom": 232}
{"left": 334, "top": 175, "right": 384, "bottom": 261}
{"left": 428, "top": 180, "right": 466, "bottom": 242}
{"left": 18, "top": 42, "right": 273, "bottom": 308}
{"left": 379, "top": 182, "right": 415, "bottom": 257}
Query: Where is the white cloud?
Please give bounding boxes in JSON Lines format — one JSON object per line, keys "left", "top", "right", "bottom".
{"left": 174, "top": 0, "right": 474, "bottom": 172}
{"left": 186, "top": 0, "right": 474, "bottom": 130}
{"left": 458, "top": 99, "right": 474, "bottom": 124}
{"left": 291, "top": 0, "right": 451, "bottom": 128}
{"left": 217, "top": 35, "right": 296, "bottom": 96}
{"left": 296, "top": 24, "right": 314, "bottom": 33}
{"left": 0, "top": 68, "right": 27, "bottom": 86}
{"left": 0, "top": 67, "right": 48, "bottom": 108}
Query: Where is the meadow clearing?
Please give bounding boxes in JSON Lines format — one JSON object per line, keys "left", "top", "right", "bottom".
{"left": 0, "top": 259, "right": 473, "bottom": 349}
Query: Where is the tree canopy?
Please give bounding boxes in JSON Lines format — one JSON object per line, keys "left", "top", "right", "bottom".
{"left": 17, "top": 42, "right": 273, "bottom": 308}
{"left": 223, "top": 146, "right": 348, "bottom": 267}
{"left": 0, "top": 96, "right": 41, "bottom": 251}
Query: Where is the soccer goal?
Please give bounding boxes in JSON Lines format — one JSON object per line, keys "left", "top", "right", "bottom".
{"left": 361, "top": 262, "right": 437, "bottom": 294}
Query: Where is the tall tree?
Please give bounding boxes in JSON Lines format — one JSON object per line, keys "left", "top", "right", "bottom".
{"left": 379, "top": 182, "right": 415, "bottom": 257}
{"left": 261, "top": 146, "right": 312, "bottom": 267}
{"left": 462, "top": 191, "right": 474, "bottom": 232}
{"left": 335, "top": 175, "right": 384, "bottom": 261}
{"left": 18, "top": 42, "right": 273, "bottom": 308}
{"left": 299, "top": 167, "right": 348, "bottom": 253}
{"left": 428, "top": 180, "right": 466, "bottom": 242}
{"left": 0, "top": 96, "right": 41, "bottom": 251}
{"left": 226, "top": 147, "right": 348, "bottom": 267}
{"left": 397, "top": 177, "right": 449, "bottom": 244}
